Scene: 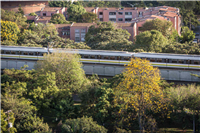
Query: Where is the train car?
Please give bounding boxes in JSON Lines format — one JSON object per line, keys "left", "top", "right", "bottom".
{"left": 1, "top": 46, "right": 200, "bottom": 67}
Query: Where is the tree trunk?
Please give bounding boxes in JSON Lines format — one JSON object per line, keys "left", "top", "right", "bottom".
{"left": 190, "top": 17, "right": 192, "bottom": 30}
{"left": 139, "top": 114, "right": 142, "bottom": 133}
{"left": 193, "top": 113, "right": 195, "bottom": 133}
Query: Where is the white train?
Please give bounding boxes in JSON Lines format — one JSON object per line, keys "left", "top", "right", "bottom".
{"left": 1, "top": 46, "right": 200, "bottom": 69}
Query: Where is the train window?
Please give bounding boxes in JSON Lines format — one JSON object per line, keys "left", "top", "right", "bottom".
{"left": 83, "top": 55, "right": 89, "bottom": 58}
{"left": 124, "top": 57, "right": 130, "bottom": 61}
{"left": 90, "top": 55, "right": 95, "bottom": 59}
{"left": 97, "top": 55, "right": 101, "bottom": 59}
{"left": 172, "top": 60, "right": 177, "bottom": 63}
{"left": 117, "top": 56, "right": 121, "bottom": 60}
{"left": 157, "top": 59, "right": 162, "bottom": 62}
{"left": 23, "top": 52, "right": 28, "bottom": 55}
{"left": 163, "top": 59, "right": 168, "bottom": 63}
{"left": 150, "top": 58, "right": 155, "bottom": 62}
{"left": 11, "top": 51, "right": 16, "bottom": 54}
{"left": 186, "top": 60, "right": 191, "bottom": 64}
{"left": 104, "top": 56, "right": 109, "bottom": 60}
{"left": 110, "top": 56, "right": 115, "bottom": 60}
{"left": 178, "top": 60, "right": 184, "bottom": 64}
{"left": 34, "top": 52, "right": 38, "bottom": 56}
{"left": 29, "top": 52, "right": 34, "bottom": 55}
{"left": 194, "top": 61, "right": 200, "bottom": 65}
{"left": 5, "top": 51, "right": 10, "bottom": 54}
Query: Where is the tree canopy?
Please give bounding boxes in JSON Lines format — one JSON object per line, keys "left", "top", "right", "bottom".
{"left": 35, "top": 51, "right": 87, "bottom": 93}
{"left": 85, "top": 22, "right": 133, "bottom": 50}
{"left": 115, "top": 58, "right": 169, "bottom": 132}
{"left": 61, "top": 116, "right": 107, "bottom": 133}
{"left": 135, "top": 30, "right": 168, "bottom": 52}
{"left": 67, "top": 4, "right": 86, "bottom": 22}
{"left": 49, "top": 1, "right": 71, "bottom": 7}
{"left": 139, "top": 18, "right": 179, "bottom": 41}
{"left": 82, "top": 12, "right": 98, "bottom": 23}
{"left": 50, "top": 13, "right": 71, "bottom": 24}
{"left": 180, "top": 26, "right": 195, "bottom": 43}
{"left": 1, "top": 9, "right": 28, "bottom": 29}
{"left": 1, "top": 20, "right": 20, "bottom": 43}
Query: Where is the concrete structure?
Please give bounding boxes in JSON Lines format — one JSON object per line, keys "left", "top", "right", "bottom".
{"left": 1, "top": 58, "right": 200, "bottom": 82}
{"left": 54, "top": 22, "right": 137, "bottom": 42}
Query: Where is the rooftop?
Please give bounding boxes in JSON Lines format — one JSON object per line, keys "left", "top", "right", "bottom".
{"left": 42, "top": 7, "right": 63, "bottom": 12}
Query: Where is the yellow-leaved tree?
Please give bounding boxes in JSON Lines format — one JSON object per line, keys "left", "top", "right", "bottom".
{"left": 115, "top": 58, "right": 169, "bottom": 133}
{"left": 1, "top": 20, "right": 20, "bottom": 43}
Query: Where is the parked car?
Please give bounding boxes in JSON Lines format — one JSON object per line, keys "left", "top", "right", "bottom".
{"left": 195, "top": 32, "right": 199, "bottom": 36}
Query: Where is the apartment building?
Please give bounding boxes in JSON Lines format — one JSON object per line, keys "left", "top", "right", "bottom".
{"left": 40, "top": 7, "right": 65, "bottom": 17}
{"left": 55, "top": 23, "right": 95, "bottom": 42}
{"left": 54, "top": 22, "right": 138, "bottom": 42}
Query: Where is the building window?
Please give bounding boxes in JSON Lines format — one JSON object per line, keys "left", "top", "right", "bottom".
{"left": 81, "top": 34, "right": 85, "bottom": 41}
{"left": 125, "top": 18, "right": 132, "bottom": 21}
{"left": 100, "top": 18, "right": 103, "bottom": 21}
{"left": 109, "top": 18, "right": 116, "bottom": 22}
{"left": 75, "top": 29, "right": 80, "bottom": 41}
{"left": 75, "top": 37, "right": 80, "bottom": 42}
{"left": 51, "top": 13, "right": 54, "bottom": 16}
{"left": 81, "top": 29, "right": 86, "bottom": 33}
{"left": 125, "top": 12, "right": 132, "bottom": 15}
{"left": 99, "top": 12, "right": 103, "bottom": 15}
{"left": 43, "top": 13, "right": 46, "bottom": 16}
{"left": 139, "top": 11, "right": 143, "bottom": 16}
{"left": 118, "top": 12, "right": 123, "bottom": 15}
{"left": 63, "top": 31, "right": 70, "bottom": 35}
{"left": 118, "top": 18, "right": 123, "bottom": 21}
{"left": 75, "top": 29, "right": 79, "bottom": 33}
{"left": 109, "top": 12, "right": 116, "bottom": 15}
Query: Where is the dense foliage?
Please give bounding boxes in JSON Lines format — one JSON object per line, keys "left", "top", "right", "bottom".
{"left": 1, "top": 20, "right": 20, "bottom": 43}
{"left": 61, "top": 116, "right": 107, "bottom": 133}
{"left": 135, "top": 30, "right": 168, "bottom": 52}
{"left": 85, "top": 22, "right": 133, "bottom": 50}
{"left": 50, "top": 13, "right": 71, "bottom": 24}
{"left": 139, "top": 19, "right": 178, "bottom": 42}
{"left": 1, "top": 9, "right": 28, "bottom": 29}
{"left": 35, "top": 52, "right": 87, "bottom": 93}
{"left": 67, "top": 4, "right": 86, "bottom": 22}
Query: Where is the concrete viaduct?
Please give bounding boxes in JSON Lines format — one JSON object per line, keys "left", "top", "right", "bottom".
{"left": 1, "top": 58, "right": 200, "bottom": 82}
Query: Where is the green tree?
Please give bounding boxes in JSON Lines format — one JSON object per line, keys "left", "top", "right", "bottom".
{"left": 1, "top": 68, "right": 75, "bottom": 130}
{"left": 135, "top": 30, "right": 168, "bottom": 52}
{"left": 29, "top": 12, "right": 37, "bottom": 16}
{"left": 18, "top": 29, "right": 43, "bottom": 46}
{"left": 181, "top": 10, "right": 199, "bottom": 30}
{"left": 18, "top": 5, "right": 24, "bottom": 15}
{"left": 115, "top": 58, "right": 169, "bottom": 133}
{"left": 167, "top": 85, "right": 200, "bottom": 131}
{"left": 139, "top": 18, "right": 179, "bottom": 41}
{"left": 35, "top": 52, "right": 87, "bottom": 93}
{"left": 82, "top": 12, "right": 98, "bottom": 23}
{"left": 49, "top": 1, "right": 71, "bottom": 7}
{"left": 1, "top": 82, "right": 50, "bottom": 133}
{"left": 50, "top": 13, "right": 71, "bottom": 24}
{"left": 67, "top": 4, "right": 86, "bottom": 22}
{"left": 180, "top": 26, "right": 195, "bottom": 43}
{"left": 85, "top": 22, "right": 133, "bottom": 50}
{"left": 61, "top": 116, "right": 107, "bottom": 133}
{"left": 1, "top": 9, "right": 28, "bottom": 29}
{"left": 162, "top": 42, "right": 200, "bottom": 54}
{"left": 1, "top": 110, "right": 8, "bottom": 133}
{"left": 1, "top": 20, "right": 20, "bottom": 43}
